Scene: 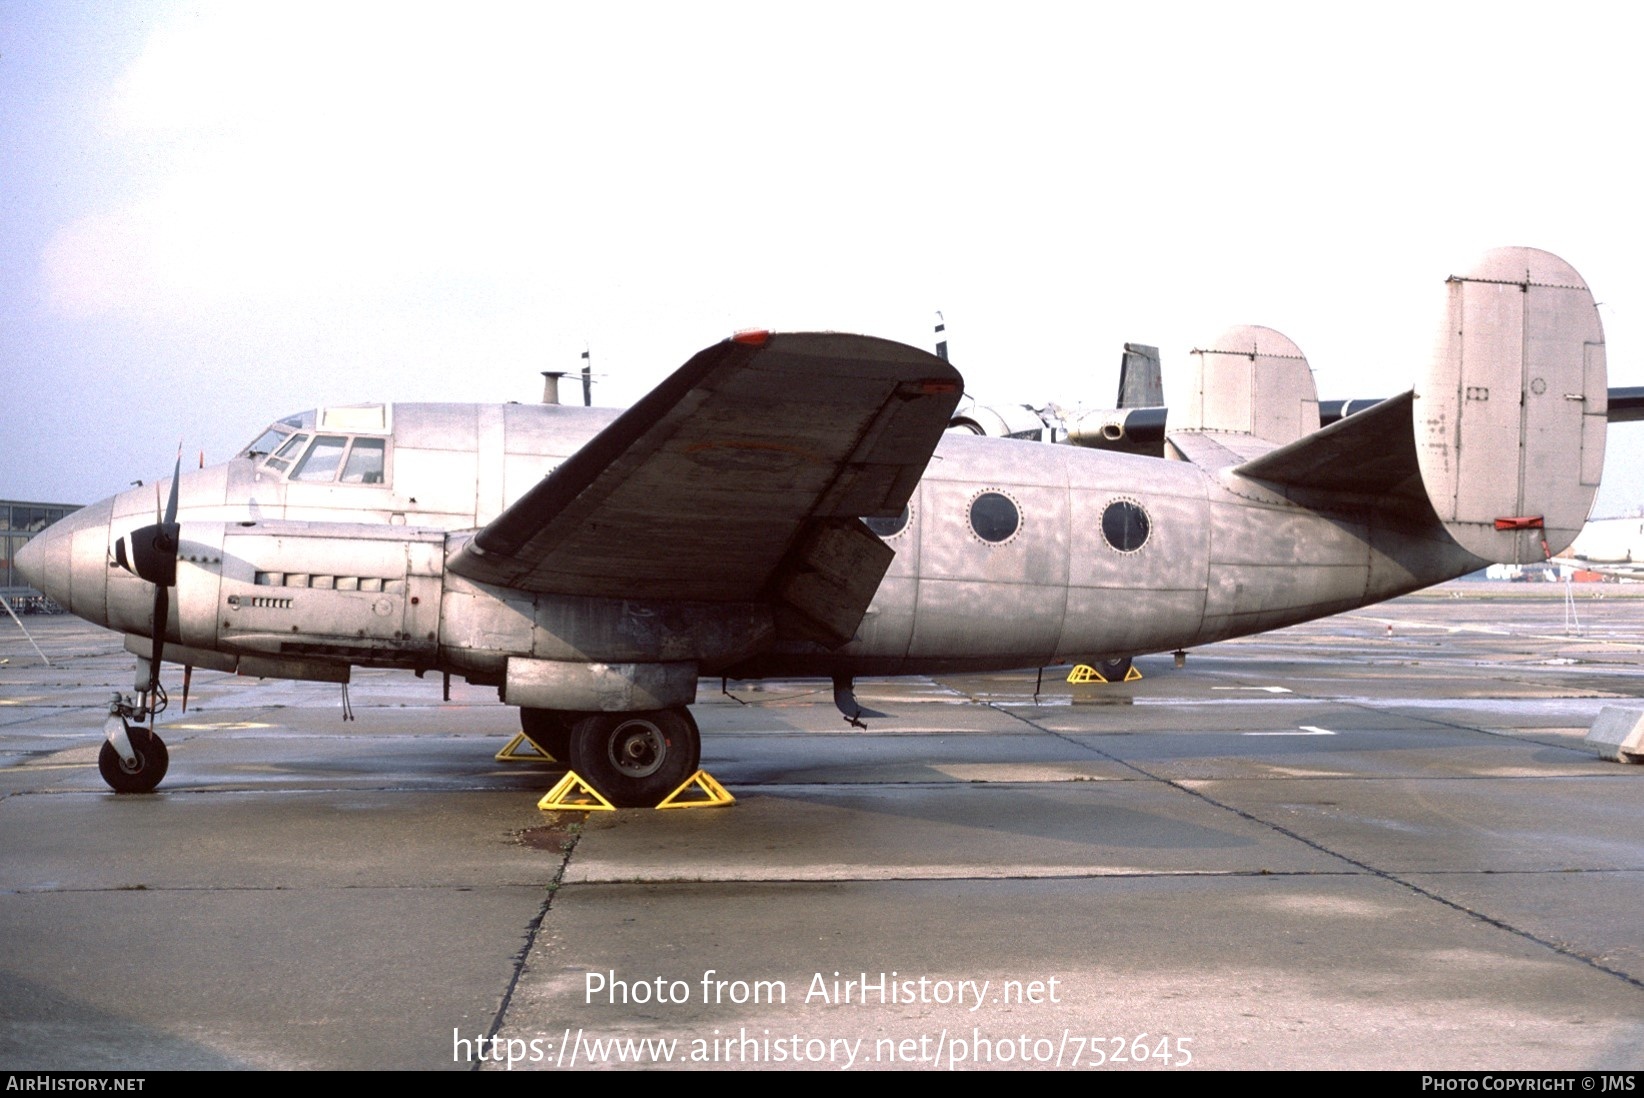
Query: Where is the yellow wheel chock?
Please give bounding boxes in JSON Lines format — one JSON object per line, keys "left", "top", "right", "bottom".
{"left": 497, "top": 731, "right": 555, "bottom": 762}
{"left": 537, "top": 771, "right": 617, "bottom": 811}
{"left": 1067, "top": 664, "right": 1144, "bottom": 685}
{"left": 656, "top": 770, "right": 735, "bottom": 809}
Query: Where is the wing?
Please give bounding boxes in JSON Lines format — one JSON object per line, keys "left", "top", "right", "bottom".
{"left": 448, "top": 331, "right": 962, "bottom": 645}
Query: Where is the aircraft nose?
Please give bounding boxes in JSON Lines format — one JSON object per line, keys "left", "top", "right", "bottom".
{"left": 14, "top": 522, "right": 61, "bottom": 595}
{"left": 14, "top": 500, "right": 112, "bottom": 619}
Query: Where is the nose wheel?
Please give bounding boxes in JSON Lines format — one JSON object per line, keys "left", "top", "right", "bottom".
{"left": 99, "top": 692, "right": 169, "bottom": 793}
{"left": 98, "top": 722, "right": 169, "bottom": 794}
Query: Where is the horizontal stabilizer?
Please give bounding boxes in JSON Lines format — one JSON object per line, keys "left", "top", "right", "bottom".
{"left": 1609, "top": 386, "right": 1644, "bottom": 423}
{"left": 1233, "top": 391, "right": 1422, "bottom": 502}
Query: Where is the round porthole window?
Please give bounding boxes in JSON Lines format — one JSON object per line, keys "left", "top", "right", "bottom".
{"left": 863, "top": 505, "right": 910, "bottom": 539}
{"left": 970, "top": 491, "right": 1020, "bottom": 544}
{"left": 1101, "top": 499, "right": 1150, "bottom": 552}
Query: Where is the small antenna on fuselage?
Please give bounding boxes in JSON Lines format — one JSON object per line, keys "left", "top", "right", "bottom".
{"left": 934, "top": 311, "right": 948, "bottom": 362}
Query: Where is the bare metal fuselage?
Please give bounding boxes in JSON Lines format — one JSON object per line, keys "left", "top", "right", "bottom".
{"left": 13, "top": 247, "right": 1604, "bottom": 802}
{"left": 36, "top": 401, "right": 1480, "bottom": 691}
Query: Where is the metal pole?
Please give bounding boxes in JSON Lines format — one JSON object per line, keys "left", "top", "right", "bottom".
{"left": 0, "top": 595, "right": 51, "bottom": 666}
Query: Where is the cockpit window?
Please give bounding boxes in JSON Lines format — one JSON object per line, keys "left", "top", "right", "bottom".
{"left": 239, "top": 411, "right": 318, "bottom": 460}
{"left": 341, "top": 438, "right": 386, "bottom": 484}
{"left": 244, "top": 428, "right": 288, "bottom": 458}
{"left": 291, "top": 436, "right": 349, "bottom": 482}
{"left": 240, "top": 414, "right": 390, "bottom": 487}
{"left": 262, "top": 432, "right": 311, "bottom": 474}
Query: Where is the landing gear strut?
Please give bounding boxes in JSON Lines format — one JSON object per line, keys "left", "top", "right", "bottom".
{"left": 99, "top": 692, "right": 169, "bottom": 794}
{"left": 567, "top": 708, "right": 700, "bottom": 807}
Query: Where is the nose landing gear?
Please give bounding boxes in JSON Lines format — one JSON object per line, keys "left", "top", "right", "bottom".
{"left": 99, "top": 692, "right": 170, "bottom": 794}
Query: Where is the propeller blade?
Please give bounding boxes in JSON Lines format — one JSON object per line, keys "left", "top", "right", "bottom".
{"left": 148, "top": 584, "right": 169, "bottom": 693}
{"left": 138, "top": 446, "right": 185, "bottom": 695}
{"left": 163, "top": 446, "right": 182, "bottom": 526}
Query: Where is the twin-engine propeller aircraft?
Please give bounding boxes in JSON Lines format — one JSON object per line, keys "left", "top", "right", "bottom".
{"left": 17, "top": 247, "right": 1608, "bottom": 806}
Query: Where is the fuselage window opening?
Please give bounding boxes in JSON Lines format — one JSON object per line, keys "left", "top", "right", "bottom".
{"left": 969, "top": 490, "right": 1020, "bottom": 544}
{"left": 1101, "top": 498, "right": 1150, "bottom": 553}
{"left": 863, "top": 504, "right": 911, "bottom": 539}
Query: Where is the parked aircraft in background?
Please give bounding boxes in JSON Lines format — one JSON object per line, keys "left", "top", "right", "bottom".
{"left": 953, "top": 335, "right": 1641, "bottom": 457}
{"left": 16, "top": 248, "right": 1609, "bottom": 805}
{"left": 947, "top": 343, "right": 1168, "bottom": 450}
{"left": 1554, "top": 516, "right": 1644, "bottom": 579}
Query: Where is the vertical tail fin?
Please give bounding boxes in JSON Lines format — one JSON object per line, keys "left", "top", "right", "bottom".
{"left": 1180, "top": 325, "right": 1320, "bottom": 447}
{"left": 1115, "top": 343, "right": 1163, "bottom": 408}
{"left": 1415, "top": 247, "right": 1606, "bottom": 563}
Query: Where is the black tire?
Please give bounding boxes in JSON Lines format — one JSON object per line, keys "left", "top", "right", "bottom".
{"left": 568, "top": 709, "right": 700, "bottom": 808}
{"left": 519, "top": 708, "right": 576, "bottom": 762}
{"left": 98, "top": 725, "right": 169, "bottom": 794}
{"left": 1096, "top": 656, "right": 1133, "bottom": 682}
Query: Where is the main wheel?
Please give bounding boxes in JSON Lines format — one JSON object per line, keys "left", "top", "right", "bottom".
{"left": 1096, "top": 656, "right": 1133, "bottom": 682}
{"left": 98, "top": 725, "right": 169, "bottom": 794}
{"left": 519, "top": 708, "right": 576, "bottom": 761}
{"left": 568, "top": 709, "right": 700, "bottom": 807}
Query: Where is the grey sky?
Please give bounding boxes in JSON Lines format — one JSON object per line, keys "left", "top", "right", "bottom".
{"left": 3, "top": 1, "right": 1640, "bottom": 512}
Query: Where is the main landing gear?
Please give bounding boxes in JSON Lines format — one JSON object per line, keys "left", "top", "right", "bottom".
{"left": 518, "top": 707, "right": 575, "bottom": 762}
{"left": 521, "top": 706, "right": 702, "bottom": 807}
{"left": 99, "top": 692, "right": 170, "bottom": 794}
{"left": 1094, "top": 656, "right": 1133, "bottom": 681}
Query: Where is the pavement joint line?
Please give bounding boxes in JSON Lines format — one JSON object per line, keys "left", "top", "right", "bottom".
{"left": 995, "top": 702, "right": 1644, "bottom": 995}
{"left": 484, "top": 827, "right": 580, "bottom": 1069}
